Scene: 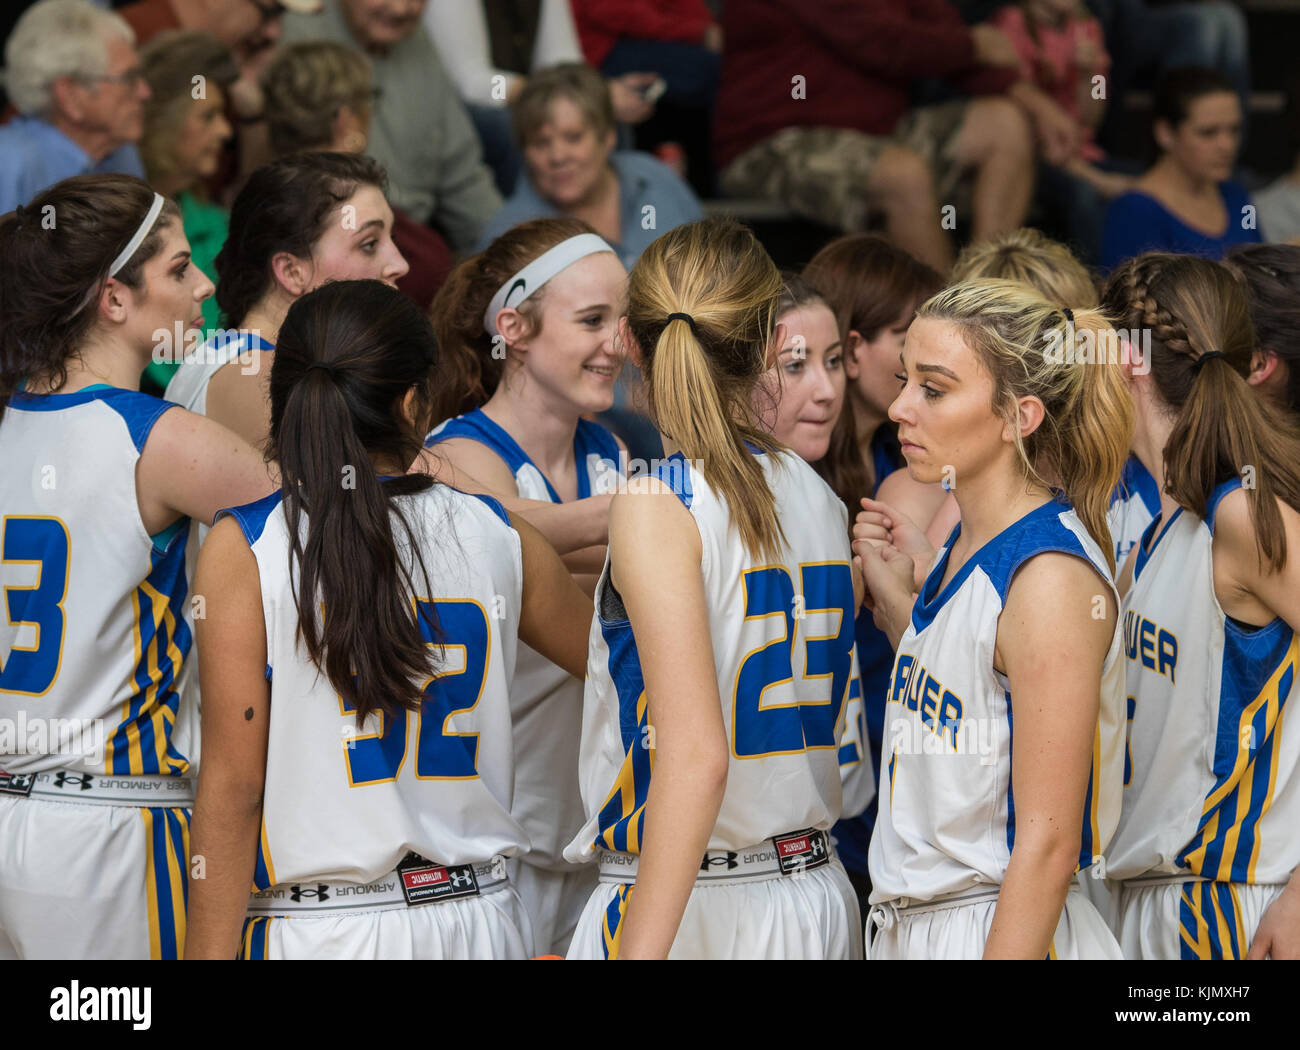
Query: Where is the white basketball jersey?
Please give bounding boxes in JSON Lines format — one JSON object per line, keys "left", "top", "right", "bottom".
{"left": 1107, "top": 478, "right": 1300, "bottom": 884}
{"left": 0, "top": 387, "right": 196, "bottom": 776}
{"left": 222, "top": 483, "right": 528, "bottom": 887}
{"left": 164, "top": 331, "right": 272, "bottom": 415}
{"left": 427, "top": 408, "right": 619, "bottom": 870}
{"left": 869, "top": 500, "right": 1126, "bottom": 904}
{"left": 565, "top": 449, "right": 854, "bottom": 860}
{"left": 1108, "top": 455, "right": 1160, "bottom": 569}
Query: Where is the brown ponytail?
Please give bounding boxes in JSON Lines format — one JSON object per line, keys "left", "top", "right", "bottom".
{"left": 1102, "top": 253, "right": 1300, "bottom": 572}
{"left": 269, "top": 279, "right": 444, "bottom": 725}
{"left": 626, "top": 218, "right": 787, "bottom": 560}
{"left": 429, "top": 216, "right": 594, "bottom": 425}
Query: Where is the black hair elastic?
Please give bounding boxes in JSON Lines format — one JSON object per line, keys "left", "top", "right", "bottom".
{"left": 1191, "top": 351, "right": 1225, "bottom": 375}
{"left": 1062, "top": 307, "right": 1074, "bottom": 324}
{"left": 306, "top": 361, "right": 337, "bottom": 377}
{"left": 666, "top": 312, "right": 699, "bottom": 336}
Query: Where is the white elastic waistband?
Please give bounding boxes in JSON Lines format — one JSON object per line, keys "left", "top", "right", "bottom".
{"left": 597, "top": 828, "right": 833, "bottom": 886}
{"left": 1120, "top": 872, "right": 1207, "bottom": 890}
{"left": 247, "top": 856, "right": 510, "bottom": 915}
{"left": 0, "top": 769, "right": 194, "bottom": 807}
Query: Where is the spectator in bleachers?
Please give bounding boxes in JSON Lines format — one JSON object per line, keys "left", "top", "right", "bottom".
{"left": 569, "top": 0, "right": 722, "bottom": 197}
{"left": 422, "top": 0, "right": 659, "bottom": 197}
{"left": 118, "top": 0, "right": 321, "bottom": 180}
{"left": 0, "top": 0, "right": 148, "bottom": 216}
{"left": 478, "top": 63, "right": 701, "bottom": 271}
{"left": 1087, "top": 0, "right": 1249, "bottom": 118}
{"left": 1100, "top": 67, "right": 1260, "bottom": 270}
{"left": 281, "top": 0, "right": 502, "bottom": 253}
{"left": 1255, "top": 83, "right": 1300, "bottom": 245}
{"left": 714, "top": 0, "right": 1038, "bottom": 274}
{"left": 990, "top": 0, "right": 1134, "bottom": 264}
{"left": 137, "top": 30, "right": 238, "bottom": 390}
{"left": 260, "top": 40, "right": 454, "bottom": 311}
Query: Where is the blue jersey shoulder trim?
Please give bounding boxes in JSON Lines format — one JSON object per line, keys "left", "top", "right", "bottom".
{"left": 1133, "top": 506, "right": 1184, "bottom": 581}
{"left": 8, "top": 385, "right": 176, "bottom": 454}
{"left": 1205, "top": 476, "right": 1245, "bottom": 533}
{"left": 464, "top": 490, "right": 511, "bottom": 528}
{"left": 911, "top": 499, "right": 1095, "bottom": 633}
{"left": 574, "top": 418, "right": 622, "bottom": 498}
{"left": 426, "top": 408, "right": 564, "bottom": 502}
{"left": 215, "top": 490, "right": 285, "bottom": 547}
{"left": 650, "top": 451, "right": 694, "bottom": 509}
{"left": 1111, "top": 454, "right": 1162, "bottom": 516}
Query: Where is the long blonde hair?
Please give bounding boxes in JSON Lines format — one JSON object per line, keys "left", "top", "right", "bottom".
{"left": 917, "top": 278, "right": 1134, "bottom": 572}
{"left": 625, "top": 218, "right": 787, "bottom": 559}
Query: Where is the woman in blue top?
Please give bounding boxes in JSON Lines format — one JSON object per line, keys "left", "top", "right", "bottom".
{"left": 1101, "top": 67, "right": 1260, "bottom": 271}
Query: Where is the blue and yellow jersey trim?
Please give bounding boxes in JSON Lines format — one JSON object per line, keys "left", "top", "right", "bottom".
{"left": 591, "top": 616, "right": 654, "bottom": 855}
{"left": 1179, "top": 879, "right": 1249, "bottom": 960}
{"left": 1177, "top": 630, "right": 1297, "bottom": 882}
{"left": 107, "top": 531, "right": 193, "bottom": 775}
{"left": 600, "top": 885, "right": 634, "bottom": 960}
{"left": 240, "top": 916, "right": 274, "bottom": 960}
{"left": 141, "top": 806, "right": 189, "bottom": 960}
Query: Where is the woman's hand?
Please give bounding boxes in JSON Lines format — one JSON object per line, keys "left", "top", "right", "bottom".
{"left": 1248, "top": 873, "right": 1300, "bottom": 959}
{"left": 854, "top": 496, "right": 936, "bottom": 592}
{"left": 852, "top": 542, "right": 916, "bottom": 648}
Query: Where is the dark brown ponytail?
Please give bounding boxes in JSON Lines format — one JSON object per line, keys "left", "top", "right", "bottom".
{"left": 269, "top": 279, "right": 444, "bottom": 724}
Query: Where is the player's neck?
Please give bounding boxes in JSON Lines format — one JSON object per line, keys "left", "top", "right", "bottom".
{"left": 951, "top": 460, "right": 1054, "bottom": 554}
{"left": 481, "top": 378, "right": 581, "bottom": 482}
{"left": 241, "top": 291, "right": 294, "bottom": 347}
{"left": 33, "top": 334, "right": 145, "bottom": 394}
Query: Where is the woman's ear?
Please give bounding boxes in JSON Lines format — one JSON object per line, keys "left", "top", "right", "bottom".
{"left": 98, "top": 277, "right": 132, "bottom": 326}
{"left": 1247, "top": 348, "right": 1281, "bottom": 388}
{"left": 495, "top": 307, "right": 529, "bottom": 349}
{"left": 1153, "top": 118, "right": 1175, "bottom": 156}
{"left": 765, "top": 321, "right": 788, "bottom": 368}
{"left": 843, "top": 330, "right": 864, "bottom": 379}
{"left": 333, "top": 105, "right": 369, "bottom": 154}
{"left": 1005, "top": 395, "right": 1046, "bottom": 444}
{"left": 617, "top": 316, "right": 642, "bottom": 368}
{"left": 601, "top": 125, "right": 617, "bottom": 155}
{"left": 270, "top": 251, "right": 311, "bottom": 298}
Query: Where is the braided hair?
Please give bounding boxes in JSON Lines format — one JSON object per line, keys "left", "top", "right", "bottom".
{"left": 1101, "top": 252, "right": 1300, "bottom": 571}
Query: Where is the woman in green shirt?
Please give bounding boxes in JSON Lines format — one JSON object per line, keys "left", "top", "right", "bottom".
{"left": 138, "top": 29, "right": 238, "bottom": 394}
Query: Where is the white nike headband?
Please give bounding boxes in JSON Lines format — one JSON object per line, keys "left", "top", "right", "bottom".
{"left": 482, "top": 233, "right": 615, "bottom": 338}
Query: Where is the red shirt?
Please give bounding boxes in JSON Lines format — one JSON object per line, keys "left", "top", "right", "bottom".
{"left": 392, "top": 208, "right": 453, "bottom": 311}
{"left": 714, "top": 0, "right": 1018, "bottom": 171}
{"left": 570, "top": 0, "right": 714, "bottom": 69}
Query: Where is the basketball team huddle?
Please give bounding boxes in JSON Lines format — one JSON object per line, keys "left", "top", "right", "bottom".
{"left": 1, "top": 159, "right": 1298, "bottom": 961}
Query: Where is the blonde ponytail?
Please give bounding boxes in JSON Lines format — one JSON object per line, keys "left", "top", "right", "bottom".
{"left": 628, "top": 219, "right": 787, "bottom": 559}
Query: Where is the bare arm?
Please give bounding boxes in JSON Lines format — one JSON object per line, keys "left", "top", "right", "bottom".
{"left": 607, "top": 481, "right": 729, "bottom": 959}
{"left": 185, "top": 517, "right": 271, "bottom": 959}
{"left": 984, "top": 554, "right": 1114, "bottom": 958}
{"left": 418, "top": 442, "right": 613, "bottom": 553}
{"left": 514, "top": 513, "right": 594, "bottom": 680}
{"left": 136, "top": 407, "right": 278, "bottom": 532}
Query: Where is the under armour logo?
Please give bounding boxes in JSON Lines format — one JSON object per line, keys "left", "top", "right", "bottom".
{"left": 449, "top": 869, "right": 475, "bottom": 889}
{"left": 700, "top": 851, "right": 738, "bottom": 871}
{"left": 54, "top": 772, "right": 93, "bottom": 791}
{"left": 810, "top": 837, "right": 826, "bottom": 857}
{"left": 8, "top": 774, "right": 34, "bottom": 790}
{"left": 290, "top": 884, "right": 330, "bottom": 902}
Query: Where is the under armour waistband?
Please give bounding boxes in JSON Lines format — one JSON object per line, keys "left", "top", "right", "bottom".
{"left": 246, "top": 855, "right": 510, "bottom": 915}
{"left": 597, "top": 828, "right": 833, "bottom": 886}
{"left": 0, "top": 769, "right": 194, "bottom": 807}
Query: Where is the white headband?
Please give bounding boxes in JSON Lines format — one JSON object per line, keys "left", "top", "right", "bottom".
{"left": 483, "top": 233, "right": 615, "bottom": 337}
{"left": 108, "top": 192, "right": 165, "bottom": 277}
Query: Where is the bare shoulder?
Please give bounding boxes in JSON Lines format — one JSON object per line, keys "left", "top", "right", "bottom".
{"left": 430, "top": 437, "right": 519, "bottom": 496}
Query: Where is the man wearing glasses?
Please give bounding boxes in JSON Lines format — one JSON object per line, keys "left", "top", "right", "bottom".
{"left": 0, "top": 0, "right": 151, "bottom": 215}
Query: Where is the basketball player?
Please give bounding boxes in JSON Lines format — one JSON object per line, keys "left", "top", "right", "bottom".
{"left": 0, "top": 175, "right": 276, "bottom": 959}
{"left": 564, "top": 219, "right": 861, "bottom": 960}
{"left": 1101, "top": 254, "right": 1300, "bottom": 960}
{"left": 423, "top": 219, "right": 626, "bottom": 956}
{"left": 857, "top": 279, "right": 1131, "bottom": 959}
{"left": 184, "top": 280, "right": 596, "bottom": 960}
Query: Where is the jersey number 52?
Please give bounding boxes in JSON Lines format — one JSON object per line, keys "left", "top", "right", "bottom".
{"left": 339, "top": 598, "right": 490, "bottom": 785}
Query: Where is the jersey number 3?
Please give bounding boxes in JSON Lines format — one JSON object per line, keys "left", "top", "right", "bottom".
{"left": 0, "top": 516, "right": 70, "bottom": 697}
{"left": 340, "top": 599, "right": 489, "bottom": 785}
{"left": 733, "top": 563, "right": 854, "bottom": 759}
